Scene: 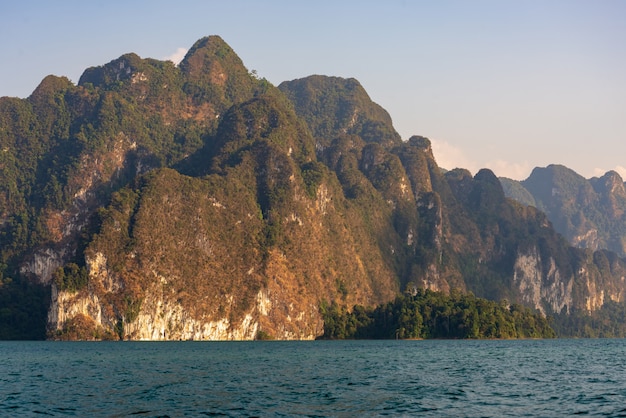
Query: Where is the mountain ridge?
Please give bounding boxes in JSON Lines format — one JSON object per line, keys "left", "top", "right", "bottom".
{"left": 501, "top": 164, "right": 626, "bottom": 258}
{"left": 1, "top": 36, "right": 625, "bottom": 339}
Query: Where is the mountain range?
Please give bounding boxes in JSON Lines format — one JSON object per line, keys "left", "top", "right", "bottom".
{"left": 501, "top": 166, "right": 626, "bottom": 258}
{"left": 1, "top": 36, "right": 625, "bottom": 340}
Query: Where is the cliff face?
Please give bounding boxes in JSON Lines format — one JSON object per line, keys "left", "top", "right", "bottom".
{"left": 501, "top": 165, "right": 626, "bottom": 312}
{"left": 513, "top": 248, "right": 573, "bottom": 314}
{"left": 2, "top": 36, "right": 626, "bottom": 340}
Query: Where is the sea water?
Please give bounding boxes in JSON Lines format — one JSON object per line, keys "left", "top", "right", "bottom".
{"left": 1, "top": 339, "right": 626, "bottom": 417}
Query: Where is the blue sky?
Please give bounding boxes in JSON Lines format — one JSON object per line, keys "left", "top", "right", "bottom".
{"left": 1, "top": 1, "right": 625, "bottom": 180}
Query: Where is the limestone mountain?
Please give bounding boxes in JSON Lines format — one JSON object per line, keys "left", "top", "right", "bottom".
{"left": 0, "top": 35, "right": 266, "bottom": 338}
{"left": 501, "top": 165, "right": 626, "bottom": 258}
{"left": 281, "top": 75, "right": 626, "bottom": 318}
{"left": 1, "top": 36, "right": 626, "bottom": 340}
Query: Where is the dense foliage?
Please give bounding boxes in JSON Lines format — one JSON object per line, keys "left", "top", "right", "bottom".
{"left": 321, "top": 289, "right": 556, "bottom": 339}
{"left": 278, "top": 76, "right": 401, "bottom": 147}
{"left": 52, "top": 263, "right": 88, "bottom": 292}
{"left": 551, "top": 301, "right": 626, "bottom": 338}
{"left": 0, "top": 275, "right": 49, "bottom": 339}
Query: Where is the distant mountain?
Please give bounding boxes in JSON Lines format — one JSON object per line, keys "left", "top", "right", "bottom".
{"left": 501, "top": 164, "right": 626, "bottom": 258}
{"left": 1, "top": 36, "right": 626, "bottom": 340}
{"left": 499, "top": 177, "right": 536, "bottom": 207}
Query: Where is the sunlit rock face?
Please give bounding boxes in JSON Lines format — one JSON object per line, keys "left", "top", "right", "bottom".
{"left": 48, "top": 251, "right": 325, "bottom": 341}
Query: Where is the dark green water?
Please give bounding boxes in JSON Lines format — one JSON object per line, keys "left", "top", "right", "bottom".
{"left": 1, "top": 339, "right": 626, "bottom": 417}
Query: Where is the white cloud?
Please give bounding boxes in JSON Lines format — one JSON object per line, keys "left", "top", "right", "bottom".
{"left": 592, "top": 168, "right": 607, "bottom": 178}
{"left": 430, "top": 139, "right": 532, "bottom": 180}
{"left": 430, "top": 138, "right": 479, "bottom": 175}
{"left": 483, "top": 159, "right": 533, "bottom": 181}
{"left": 164, "top": 47, "right": 188, "bottom": 66}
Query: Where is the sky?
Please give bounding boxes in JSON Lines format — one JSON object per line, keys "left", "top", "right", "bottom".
{"left": 1, "top": 0, "right": 625, "bottom": 180}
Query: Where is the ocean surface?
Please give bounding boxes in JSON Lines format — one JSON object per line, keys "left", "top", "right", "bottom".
{"left": 2, "top": 339, "right": 626, "bottom": 417}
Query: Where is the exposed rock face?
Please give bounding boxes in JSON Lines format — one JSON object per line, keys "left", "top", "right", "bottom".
{"left": 511, "top": 245, "right": 626, "bottom": 315}
{"left": 49, "top": 276, "right": 266, "bottom": 341}
{"left": 46, "top": 154, "right": 379, "bottom": 339}
{"left": 513, "top": 248, "right": 573, "bottom": 314}
{"left": 20, "top": 134, "right": 140, "bottom": 284}
{"left": 21, "top": 248, "right": 66, "bottom": 286}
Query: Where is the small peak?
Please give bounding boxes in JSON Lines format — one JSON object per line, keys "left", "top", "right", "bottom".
{"left": 407, "top": 135, "right": 437, "bottom": 162}
{"left": 78, "top": 53, "right": 143, "bottom": 87}
{"left": 179, "top": 35, "right": 245, "bottom": 78}
{"left": 29, "top": 75, "right": 73, "bottom": 101}
{"left": 470, "top": 168, "right": 506, "bottom": 206}
{"left": 474, "top": 168, "right": 504, "bottom": 192}
{"left": 186, "top": 35, "right": 229, "bottom": 55}
{"left": 408, "top": 135, "right": 431, "bottom": 151}
{"left": 474, "top": 168, "right": 498, "bottom": 181}
{"left": 177, "top": 36, "right": 258, "bottom": 113}
{"left": 526, "top": 164, "right": 584, "bottom": 185}
{"left": 289, "top": 75, "right": 363, "bottom": 92}
{"left": 546, "top": 164, "right": 577, "bottom": 175}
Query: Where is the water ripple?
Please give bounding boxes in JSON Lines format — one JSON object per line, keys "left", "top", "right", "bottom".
{"left": 2, "top": 340, "right": 626, "bottom": 416}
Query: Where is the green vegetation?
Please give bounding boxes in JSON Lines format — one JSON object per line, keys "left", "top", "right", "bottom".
{"left": 278, "top": 75, "right": 401, "bottom": 147}
{"left": 321, "top": 289, "right": 556, "bottom": 340}
{"left": 300, "top": 161, "right": 326, "bottom": 198}
{"left": 551, "top": 301, "right": 626, "bottom": 338}
{"left": 0, "top": 274, "right": 49, "bottom": 340}
{"left": 53, "top": 263, "right": 88, "bottom": 292}
{"left": 255, "top": 330, "right": 274, "bottom": 340}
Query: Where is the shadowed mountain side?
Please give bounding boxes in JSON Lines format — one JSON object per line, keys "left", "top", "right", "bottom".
{"left": 501, "top": 165, "right": 626, "bottom": 258}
